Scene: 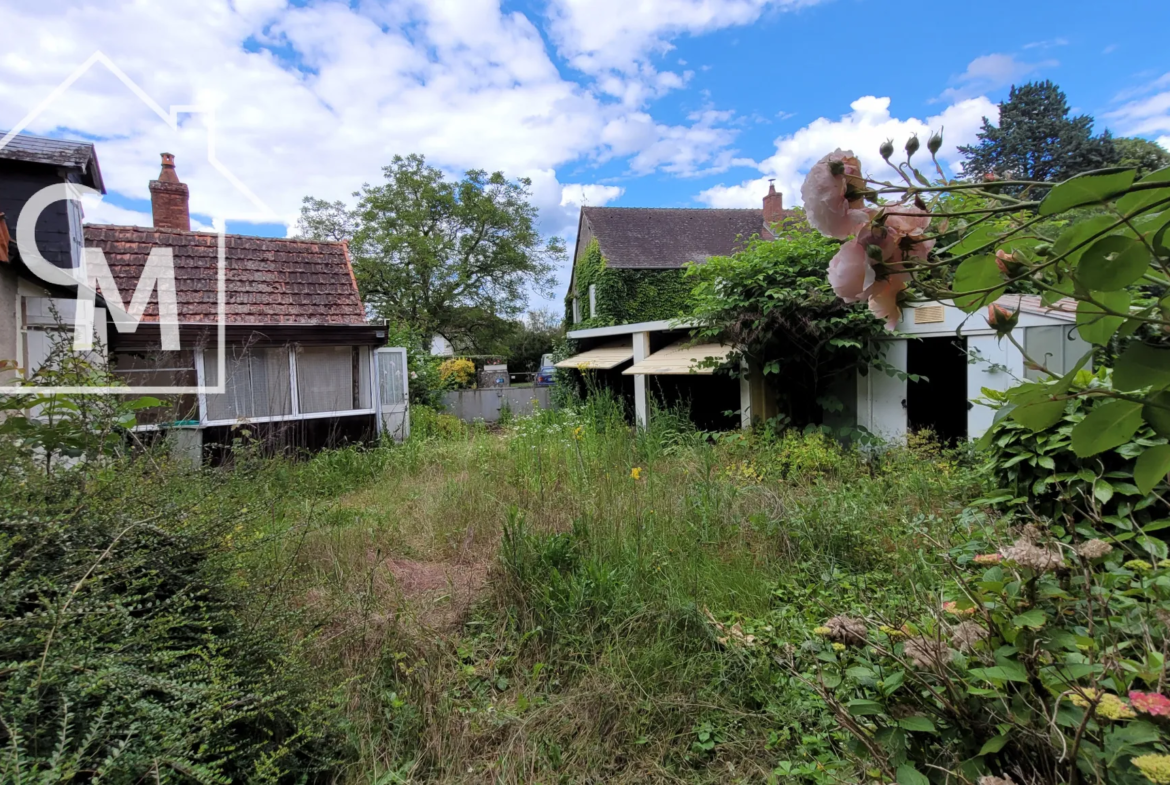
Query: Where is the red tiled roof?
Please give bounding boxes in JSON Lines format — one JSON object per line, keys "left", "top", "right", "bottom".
{"left": 82, "top": 225, "right": 366, "bottom": 325}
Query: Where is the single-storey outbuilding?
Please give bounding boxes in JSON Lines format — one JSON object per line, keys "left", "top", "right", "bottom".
{"left": 3, "top": 135, "right": 410, "bottom": 459}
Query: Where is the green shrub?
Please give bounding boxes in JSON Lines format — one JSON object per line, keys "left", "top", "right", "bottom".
{"left": 979, "top": 369, "right": 1169, "bottom": 532}
{"left": 0, "top": 495, "right": 340, "bottom": 783}
{"left": 780, "top": 520, "right": 1170, "bottom": 784}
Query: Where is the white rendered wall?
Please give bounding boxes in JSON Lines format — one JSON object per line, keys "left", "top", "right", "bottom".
{"left": 855, "top": 302, "right": 1067, "bottom": 443}
{"left": 857, "top": 339, "right": 907, "bottom": 441}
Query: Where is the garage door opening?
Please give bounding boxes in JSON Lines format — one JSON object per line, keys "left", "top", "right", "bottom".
{"left": 906, "top": 337, "right": 968, "bottom": 444}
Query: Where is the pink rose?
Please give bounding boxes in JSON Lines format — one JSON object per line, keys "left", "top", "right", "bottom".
{"left": 827, "top": 239, "right": 875, "bottom": 302}
{"left": 800, "top": 149, "right": 869, "bottom": 239}
{"left": 882, "top": 203, "right": 934, "bottom": 261}
{"left": 867, "top": 273, "right": 909, "bottom": 329}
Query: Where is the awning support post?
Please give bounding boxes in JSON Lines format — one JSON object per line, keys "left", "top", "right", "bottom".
{"left": 739, "top": 358, "right": 752, "bottom": 430}
{"left": 632, "top": 331, "right": 650, "bottom": 430}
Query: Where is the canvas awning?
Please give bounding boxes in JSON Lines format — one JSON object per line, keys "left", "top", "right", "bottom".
{"left": 555, "top": 340, "right": 634, "bottom": 370}
{"left": 622, "top": 341, "right": 731, "bottom": 375}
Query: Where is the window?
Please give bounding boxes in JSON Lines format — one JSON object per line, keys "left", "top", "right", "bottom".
{"left": 296, "top": 346, "right": 371, "bottom": 413}
{"left": 204, "top": 347, "right": 292, "bottom": 421}
{"left": 114, "top": 350, "right": 199, "bottom": 425}
{"left": 378, "top": 350, "right": 405, "bottom": 407}
{"left": 573, "top": 297, "right": 581, "bottom": 323}
{"left": 1024, "top": 326, "right": 1092, "bottom": 380}
{"left": 589, "top": 284, "right": 597, "bottom": 318}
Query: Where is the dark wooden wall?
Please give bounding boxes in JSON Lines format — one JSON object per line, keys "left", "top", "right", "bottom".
{"left": 0, "top": 159, "right": 78, "bottom": 269}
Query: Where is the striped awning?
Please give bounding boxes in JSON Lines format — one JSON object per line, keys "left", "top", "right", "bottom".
{"left": 554, "top": 340, "right": 634, "bottom": 370}
{"left": 622, "top": 341, "right": 731, "bottom": 375}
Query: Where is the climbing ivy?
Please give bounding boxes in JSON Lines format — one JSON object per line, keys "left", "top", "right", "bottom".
{"left": 564, "top": 239, "right": 693, "bottom": 328}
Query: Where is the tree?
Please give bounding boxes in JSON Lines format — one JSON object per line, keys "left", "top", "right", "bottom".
{"left": 298, "top": 154, "right": 563, "bottom": 342}
{"left": 958, "top": 81, "right": 1119, "bottom": 182}
{"left": 495, "top": 309, "right": 563, "bottom": 372}
{"left": 1114, "top": 136, "right": 1170, "bottom": 177}
{"left": 686, "top": 217, "right": 885, "bottom": 426}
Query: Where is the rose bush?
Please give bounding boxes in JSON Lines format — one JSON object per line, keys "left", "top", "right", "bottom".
{"left": 778, "top": 133, "right": 1170, "bottom": 783}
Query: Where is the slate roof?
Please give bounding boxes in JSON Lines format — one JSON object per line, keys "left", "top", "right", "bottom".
{"left": 581, "top": 207, "right": 773, "bottom": 269}
{"left": 0, "top": 133, "right": 105, "bottom": 191}
{"left": 83, "top": 225, "right": 366, "bottom": 325}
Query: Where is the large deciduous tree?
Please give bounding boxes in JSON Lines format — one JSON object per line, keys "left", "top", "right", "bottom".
{"left": 958, "top": 81, "right": 1119, "bottom": 183}
{"left": 297, "top": 154, "right": 563, "bottom": 347}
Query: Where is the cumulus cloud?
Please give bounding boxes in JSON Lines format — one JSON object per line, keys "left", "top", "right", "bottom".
{"left": 697, "top": 95, "right": 997, "bottom": 208}
{"left": 938, "top": 53, "right": 1056, "bottom": 102}
{"left": 544, "top": 0, "right": 820, "bottom": 106}
{"left": 0, "top": 0, "right": 747, "bottom": 243}
{"left": 1105, "top": 91, "right": 1170, "bottom": 137}
{"left": 560, "top": 184, "right": 625, "bottom": 208}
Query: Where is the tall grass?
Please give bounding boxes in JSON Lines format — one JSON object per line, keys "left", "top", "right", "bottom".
{"left": 3, "top": 397, "right": 982, "bottom": 783}
{"left": 242, "top": 397, "right": 981, "bottom": 783}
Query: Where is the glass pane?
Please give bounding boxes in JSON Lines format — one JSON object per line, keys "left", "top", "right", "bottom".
{"left": 297, "top": 346, "right": 355, "bottom": 413}
{"left": 204, "top": 347, "right": 292, "bottom": 421}
{"left": 379, "top": 351, "right": 404, "bottom": 407}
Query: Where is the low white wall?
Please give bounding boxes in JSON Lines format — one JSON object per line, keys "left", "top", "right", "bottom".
{"left": 442, "top": 387, "right": 554, "bottom": 422}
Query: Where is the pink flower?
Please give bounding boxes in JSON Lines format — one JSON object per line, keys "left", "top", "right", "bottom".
{"left": 828, "top": 239, "right": 875, "bottom": 303}
{"left": 867, "top": 273, "right": 909, "bottom": 329}
{"left": 974, "top": 553, "right": 1003, "bottom": 565}
{"left": 801, "top": 149, "right": 869, "bottom": 239}
{"left": 884, "top": 204, "right": 935, "bottom": 260}
{"left": 1130, "top": 691, "right": 1170, "bottom": 717}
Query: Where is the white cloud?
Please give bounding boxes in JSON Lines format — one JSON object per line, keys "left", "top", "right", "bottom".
{"left": 938, "top": 53, "right": 1056, "bottom": 102}
{"left": 544, "top": 0, "right": 821, "bottom": 106}
{"left": 1105, "top": 91, "right": 1170, "bottom": 137}
{"left": 697, "top": 95, "right": 997, "bottom": 208}
{"left": 1023, "top": 38, "right": 1068, "bottom": 50}
{"left": 0, "top": 0, "right": 758, "bottom": 246}
{"left": 560, "top": 184, "right": 624, "bottom": 208}
{"left": 1159, "top": 136, "right": 1170, "bottom": 151}
{"left": 601, "top": 107, "right": 750, "bottom": 176}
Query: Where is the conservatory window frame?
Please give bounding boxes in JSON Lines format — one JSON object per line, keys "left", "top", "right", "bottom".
{"left": 195, "top": 344, "right": 377, "bottom": 427}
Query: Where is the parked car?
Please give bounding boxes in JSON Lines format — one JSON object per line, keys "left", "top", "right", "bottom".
{"left": 535, "top": 353, "right": 556, "bottom": 386}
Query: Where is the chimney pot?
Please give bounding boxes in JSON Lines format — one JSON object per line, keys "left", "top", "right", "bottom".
{"left": 762, "top": 181, "right": 784, "bottom": 239}
{"left": 150, "top": 152, "right": 190, "bottom": 231}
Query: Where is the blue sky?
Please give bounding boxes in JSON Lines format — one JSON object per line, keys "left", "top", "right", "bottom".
{"left": 3, "top": 0, "right": 1168, "bottom": 309}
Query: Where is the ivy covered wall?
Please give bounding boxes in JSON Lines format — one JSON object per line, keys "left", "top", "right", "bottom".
{"left": 564, "top": 239, "right": 693, "bottom": 328}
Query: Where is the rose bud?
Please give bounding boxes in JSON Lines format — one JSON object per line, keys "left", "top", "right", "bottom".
{"left": 880, "top": 139, "right": 895, "bottom": 161}
{"left": 927, "top": 129, "right": 943, "bottom": 155}
{"left": 986, "top": 303, "right": 1019, "bottom": 338}
{"left": 905, "top": 135, "right": 920, "bottom": 159}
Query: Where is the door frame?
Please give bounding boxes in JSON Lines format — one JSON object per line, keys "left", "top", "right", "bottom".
{"left": 375, "top": 346, "right": 410, "bottom": 441}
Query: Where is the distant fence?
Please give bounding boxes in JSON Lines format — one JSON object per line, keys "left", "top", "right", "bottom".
{"left": 441, "top": 387, "right": 554, "bottom": 423}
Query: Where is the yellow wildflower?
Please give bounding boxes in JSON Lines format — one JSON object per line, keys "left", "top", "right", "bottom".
{"left": 1126, "top": 560, "right": 1154, "bottom": 574}
{"left": 630, "top": 467, "right": 643, "bottom": 480}
{"left": 1132, "top": 755, "right": 1170, "bottom": 784}
{"left": 1159, "top": 559, "right": 1170, "bottom": 569}
{"left": 1070, "top": 689, "right": 1135, "bottom": 720}
{"left": 813, "top": 626, "right": 832, "bottom": 636}
{"left": 879, "top": 625, "right": 905, "bottom": 638}
{"left": 832, "top": 643, "right": 846, "bottom": 652}
{"left": 572, "top": 426, "right": 584, "bottom": 440}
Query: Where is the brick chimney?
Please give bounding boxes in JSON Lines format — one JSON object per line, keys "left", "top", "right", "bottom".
{"left": 149, "top": 153, "right": 190, "bottom": 231}
{"left": 762, "top": 180, "right": 783, "bottom": 239}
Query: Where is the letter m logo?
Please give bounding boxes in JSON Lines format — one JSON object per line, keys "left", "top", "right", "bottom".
{"left": 73, "top": 246, "right": 180, "bottom": 351}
